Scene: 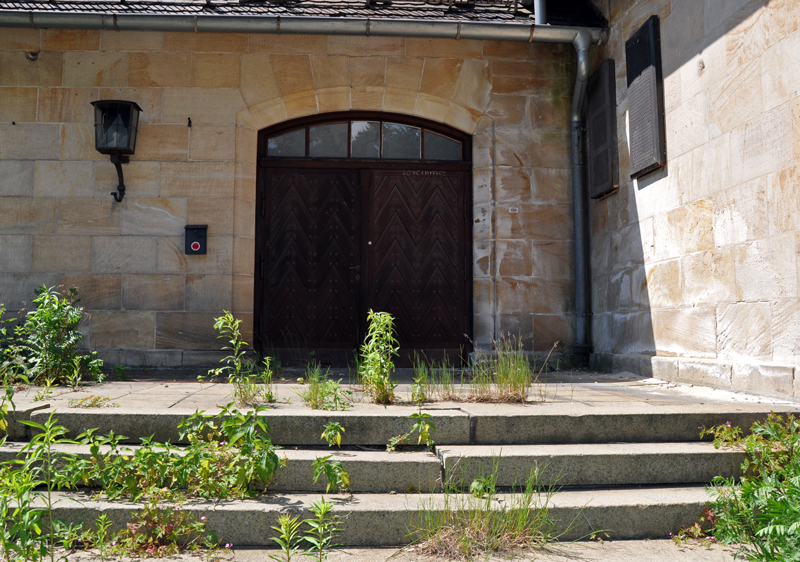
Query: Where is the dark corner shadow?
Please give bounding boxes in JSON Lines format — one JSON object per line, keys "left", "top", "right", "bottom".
{"left": 590, "top": 0, "right": 774, "bottom": 377}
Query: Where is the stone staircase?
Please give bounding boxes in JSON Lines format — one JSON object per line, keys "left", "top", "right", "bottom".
{"left": 3, "top": 376, "right": 797, "bottom": 547}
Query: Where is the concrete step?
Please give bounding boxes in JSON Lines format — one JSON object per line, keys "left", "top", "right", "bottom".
{"left": 11, "top": 401, "right": 791, "bottom": 446}
{"left": 2, "top": 440, "right": 741, "bottom": 492}
{"left": 437, "top": 443, "right": 745, "bottom": 487}
{"left": 0, "top": 442, "right": 443, "bottom": 493}
{"left": 42, "top": 486, "right": 710, "bottom": 546}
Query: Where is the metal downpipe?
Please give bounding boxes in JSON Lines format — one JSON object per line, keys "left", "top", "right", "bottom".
{"left": 571, "top": 30, "right": 592, "bottom": 366}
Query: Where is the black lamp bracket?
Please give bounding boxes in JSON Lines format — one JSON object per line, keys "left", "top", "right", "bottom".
{"left": 109, "top": 153, "right": 130, "bottom": 202}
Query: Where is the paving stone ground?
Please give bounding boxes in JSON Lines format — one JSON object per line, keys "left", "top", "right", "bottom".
{"left": 56, "top": 541, "right": 740, "bottom": 561}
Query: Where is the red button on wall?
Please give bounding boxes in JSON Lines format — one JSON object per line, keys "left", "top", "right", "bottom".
{"left": 191, "top": 241, "right": 200, "bottom": 251}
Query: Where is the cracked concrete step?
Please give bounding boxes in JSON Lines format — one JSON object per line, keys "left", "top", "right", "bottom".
{"left": 14, "top": 402, "right": 791, "bottom": 445}
{"left": 42, "top": 486, "right": 710, "bottom": 545}
{"left": 0, "top": 443, "right": 443, "bottom": 493}
{"left": 40, "top": 487, "right": 708, "bottom": 546}
{"left": 437, "top": 442, "right": 745, "bottom": 487}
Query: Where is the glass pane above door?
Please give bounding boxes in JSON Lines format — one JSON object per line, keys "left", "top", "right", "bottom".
{"left": 382, "top": 123, "right": 421, "bottom": 159}
{"left": 351, "top": 121, "right": 380, "bottom": 158}
{"left": 267, "top": 129, "right": 305, "bottom": 157}
{"left": 424, "top": 130, "right": 462, "bottom": 160}
{"left": 309, "top": 122, "right": 348, "bottom": 158}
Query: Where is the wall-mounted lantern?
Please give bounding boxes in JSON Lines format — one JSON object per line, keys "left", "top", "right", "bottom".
{"left": 91, "top": 100, "right": 142, "bottom": 202}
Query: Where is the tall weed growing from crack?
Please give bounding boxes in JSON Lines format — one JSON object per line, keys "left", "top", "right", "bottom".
{"left": 358, "top": 310, "right": 398, "bottom": 404}
{"left": 203, "top": 310, "right": 276, "bottom": 406}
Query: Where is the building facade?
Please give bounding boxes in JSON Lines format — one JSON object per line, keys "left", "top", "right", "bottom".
{"left": 0, "top": 0, "right": 799, "bottom": 400}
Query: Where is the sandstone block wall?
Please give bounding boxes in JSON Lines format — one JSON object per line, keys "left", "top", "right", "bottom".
{"left": 0, "top": 28, "right": 575, "bottom": 366}
{"left": 590, "top": 0, "right": 800, "bottom": 399}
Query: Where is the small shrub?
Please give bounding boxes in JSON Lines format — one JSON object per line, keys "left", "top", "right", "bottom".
{"left": 11, "top": 286, "right": 103, "bottom": 386}
{"left": 296, "top": 362, "right": 352, "bottom": 410}
{"left": 701, "top": 414, "right": 800, "bottom": 561}
{"left": 358, "top": 310, "right": 398, "bottom": 404}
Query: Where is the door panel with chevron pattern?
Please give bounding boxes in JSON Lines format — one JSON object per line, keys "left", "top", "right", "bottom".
{"left": 263, "top": 168, "right": 361, "bottom": 347}
{"left": 367, "top": 170, "right": 468, "bottom": 349}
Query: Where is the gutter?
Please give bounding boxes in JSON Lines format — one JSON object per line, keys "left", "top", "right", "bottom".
{"left": 0, "top": 9, "right": 603, "bottom": 363}
{"left": 0, "top": 11, "right": 603, "bottom": 44}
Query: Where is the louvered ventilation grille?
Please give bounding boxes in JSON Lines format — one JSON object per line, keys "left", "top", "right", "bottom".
{"left": 625, "top": 15, "right": 666, "bottom": 179}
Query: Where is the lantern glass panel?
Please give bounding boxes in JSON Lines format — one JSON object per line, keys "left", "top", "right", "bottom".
{"left": 93, "top": 101, "right": 140, "bottom": 154}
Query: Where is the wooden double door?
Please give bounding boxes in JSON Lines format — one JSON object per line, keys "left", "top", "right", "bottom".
{"left": 254, "top": 161, "right": 472, "bottom": 363}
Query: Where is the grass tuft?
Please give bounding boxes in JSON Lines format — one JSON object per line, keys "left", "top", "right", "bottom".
{"left": 408, "top": 460, "right": 561, "bottom": 560}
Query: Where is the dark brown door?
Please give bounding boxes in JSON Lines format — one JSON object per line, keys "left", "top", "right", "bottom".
{"left": 365, "top": 169, "right": 469, "bottom": 353}
{"left": 258, "top": 167, "right": 361, "bottom": 349}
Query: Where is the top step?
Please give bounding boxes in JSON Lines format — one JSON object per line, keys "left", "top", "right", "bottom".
{"left": 11, "top": 400, "right": 797, "bottom": 446}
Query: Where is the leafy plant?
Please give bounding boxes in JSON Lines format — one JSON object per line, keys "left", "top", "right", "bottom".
{"left": 19, "top": 412, "right": 82, "bottom": 562}
{"left": 204, "top": 310, "right": 276, "bottom": 406}
{"left": 321, "top": 422, "right": 345, "bottom": 448}
{"left": 296, "top": 363, "right": 352, "bottom": 411}
{"left": 114, "top": 364, "right": 130, "bottom": 381}
{"left": 387, "top": 408, "right": 435, "bottom": 452}
{"left": 270, "top": 514, "right": 303, "bottom": 562}
{"left": 111, "top": 490, "right": 221, "bottom": 558}
{"left": 312, "top": 456, "right": 350, "bottom": 494}
{"left": 358, "top": 310, "right": 398, "bottom": 404}
{"left": 410, "top": 411, "right": 435, "bottom": 449}
{"left": 302, "top": 497, "right": 341, "bottom": 562}
{"left": 701, "top": 414, "right": 800, "bottom": 561}
{"left": 14, "top": 286, "right": 103, "bottom": 386}
{"left": 468, "top": 475, "right": 496, "bottom": 500}
{"left": 66, "top": 403, "right": 283, "bottom": 501}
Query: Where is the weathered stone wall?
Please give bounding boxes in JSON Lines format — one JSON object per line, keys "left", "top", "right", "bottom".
{"left": 0, "top": 28, "right": 575, "bottom": 366}
{"left": 590, "top": 0, "right": 800, "bottom": 399}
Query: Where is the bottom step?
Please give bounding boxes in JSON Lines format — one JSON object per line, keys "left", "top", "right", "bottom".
{"left": 44, "top": 487, "right": 709, "bottom": 546}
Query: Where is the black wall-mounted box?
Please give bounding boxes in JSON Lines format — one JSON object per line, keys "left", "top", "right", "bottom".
{"left": 185, "top": 225, "right": 208, "bottom": 255}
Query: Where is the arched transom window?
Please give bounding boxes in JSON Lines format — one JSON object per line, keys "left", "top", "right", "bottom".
{"left": 266, "top": 119, "right": 464, "bottom": 161}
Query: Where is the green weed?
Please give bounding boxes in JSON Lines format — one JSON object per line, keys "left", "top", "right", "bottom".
{"left": 296, "top": 362, "right": 352, "bottom": 410}
{"left": 67, "top": 395, "right": 118, "bottom": 408}
{"left": 358, "top": 310, "right": 398, "bottom": 404}
{"left": 701, "top": 414, "right": 800, "bottom": 561}
{"left": 312, "top": 455, "right": 350, "bottom": 494}
{"left": 204, "top": 310, "right": 276, "bottom": 406}
{"left": 270, "top": 514, "right": 303, "bottom": 562}
{"left": 409, "top": 463, "right": 559, "bottom": 561}
{"left": 302, "top": 497, "right": 342, "bottom": 562}
{"left": 7, "top": 286, "right": 103, "bottom": 386}
{"left": 321, "top": 422, "right": 345, "bottom": 448}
